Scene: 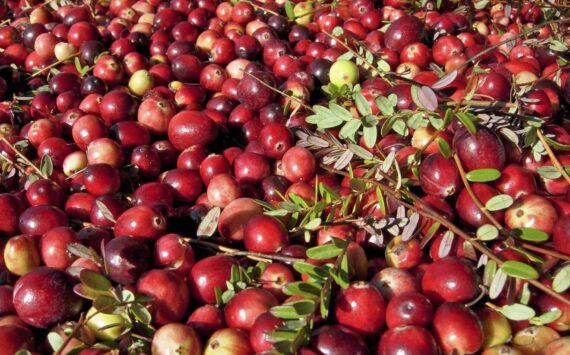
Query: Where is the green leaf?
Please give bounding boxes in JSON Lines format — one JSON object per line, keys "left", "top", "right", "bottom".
{"left": 442, "top": 108, "right": 453, "bottom": 128}
{"left": 354, "top": 91, "right": 372, "bottom": 116}
{"left": 130, "top": 302, "right": 152, "bottom": 324}
{"left": 348, "top": 143, "right": 373, "bottom": 160}
{"left": 73, "top": 284, "right": 102, "bottom": 300}
{"left": 501, "top": 261, "right": 539, "bottom": 280}
{"left": 407, "top": 112, "right": 425, "bottom": 129}
{"left": 483, "top": 260, "right": 497, "bottom": 287}
{"left": 329, "top": 103, "right": 354, "bottom": 122}
{"left": 197, "top": 207, "right": 221, "bottom": 238}
{"left": 363, "top": 125, "right": 377, "bottom": 149}
{"left": 284, "top": 0, "right": 294, "bottom": 20}
{"left": 93, "top": 295, "right": 119, "bottom": 313}
{"left": 280, "top": 201, "right": 302, "bottom": 212}
{"left": 485, "top": 194, "right": 514, "bottom": 211}
{"left": 477, "top": 224, "right": 499, "bottom": 241}
{"left": 339, "top": 119, "right": 362, "bottom": 141}
{"left": 40, "top": 155, "right": 53, "bottom": 177}
{"left": 306, "top": 244, "right": 342, "bottom": 260}
{"left": 293, "top": 262, "right": 329, "bottom": 280}
{"left": 537, "top": 166, "right": 562, "bottom": 180}
{"left": 543, "top": 135, "right": 570, "bottom": 151}
{"left": 499, "top": 303, "right": 536, "bottom": 321}
{"left": 375, "top": 96, "right": 394, "bottom": 116}
{"left": 331, "top": 254, "right": 349, "bottom": 288}
{"left": 318, "top": 116, "right": 344, "bottom": 130}
{"left": 320, "top": 280, "right": 331, "bottom": 319}
{"left": 512, "top": 228, "right": 549, "bottom": 242}
{"left": 553, "top": 264, "right": 570, "bottom": 292}
{"left": 304, "top": 218, "right": 321, "bottom": 231}
{"left": 436, "top": 138, "right": 451, "bottom": 159}
{"left": 283, "top": 281, "right": 322, "bottom": 298}
{"left": 80, "top": 269, "right": 112, "bottom": 292}
{"left": 532, "top": 310, "right": 562, "bottom": 325}
{"left": 271, "top": 299, "right": 316, "bottom": 319}
{"left": 455, "top": 112, "right": 477, "bottom": 134}
{"left": 466, "top": 168, "right": 502, "bottom": 182}
{"left": 47, "top": 332, "right": 64, "bottom": 352}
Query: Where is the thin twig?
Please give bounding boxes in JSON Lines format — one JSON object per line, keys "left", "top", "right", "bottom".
{"left": 0, "top": 137, "right": 47, "bottom": 179}
{"left": 453, "top": 154, "right": 507, "bottom": 232}
{"left": 537, "top": 129, "right": 570, "bottom": 185}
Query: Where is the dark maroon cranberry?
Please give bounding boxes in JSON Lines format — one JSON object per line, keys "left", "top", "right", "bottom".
{"left": 104, "top": 237, "right": 150, "bottom": 285}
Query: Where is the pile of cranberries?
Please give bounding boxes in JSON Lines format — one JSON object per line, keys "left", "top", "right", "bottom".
{"left": 0, "top": 0, "right": 570, "bottom": 354}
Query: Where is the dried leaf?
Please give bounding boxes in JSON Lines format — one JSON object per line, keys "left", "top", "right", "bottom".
{"left": 431, "top": 70, "right": 458, "bottom": 89}
{"left": 438, "top": 231, "right": 455, "bottom": 258}
{"left": 197, "top": 207, "right": 221, "bottom": 238}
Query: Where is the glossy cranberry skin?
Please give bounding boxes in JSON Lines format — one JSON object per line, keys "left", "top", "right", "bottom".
{"left": 261, "top": 175, "right": 291, "bottom": 203}
{"left": 19, "top": 205, "right": 68, "bottom": 237}
{"left": 40, "top": 226, "right": 77, "bottom": 269}
{"left": 136, "top": 269, "right": 189, "bottom": 326}
{"left": 335, "top": 282, "right": 386, "bottom": 337}
{"left": 168, "top": 111, "right": 219, "bottom": 150}
{"left": 72, "top": 114, "right": 107, "bottom": 151}
{"left": 377, "top": 325, "right": 438, "bottom": 355}
{"left": 237, "top": 71, "right": 276, "bottom": 111}
{"left": 384, "top": 15, "right": 424, "bottom": 52}
{"left": 99, "top": 90, "right": 137, "bottom": 126}
{"left": 199, "top": 154, "right": 231, "bottom": 185}
{"left": 282, "top": 146, "right": 316, "bottom": 183}
{"left": 495, "top": 164, "right": 537, "bottom": 199}
{"left": 259, "top": 123, "right": 294, "bottom": 160}
{"left": 186, "top": 304, "right": 225, "bottom": 338}
{"left": 25, "top": 179, "right": 66, "bottom": 208}
{"left": 311, "top": 325, "right": 368, "bottom": 355}
{"left": 83, "top": 163, "right": 121, "bottom": 197}
{"left": 13, "top": 267, "right": 82, "bottom": 329}
{"left": 131, "top": 145, "right": 162, "bottom": 180}
{"left": 475, "top": 72, "right": 511, "bottom": 101}
{"left": 0, "top": 194, "right": 24, "bottom": 236}
{"left": 454, "top": 126, "right": 506, "bottom": 172}
{"left": 153, "top": 233, "right": 195, "bottom": 276}
{"left": 171, "top": 54, "right": 202, "bottom": 82}
{"left": 386, "top": 291, "right": 434, "bottom": 329}
{"left": 104, "top": 236, "right": 150, "bottom": 285}
{"left": 224, "top": 288, "right": 278, "bottom": 332}
{"left": 189, "top": 255, "right": 238, "bottom": 304}
{"left": 89, "top": 195, "right": 126, "bottom": 227}
{"left": 110, "top": 121, "right": 151, "bottom": 150}
{"left": 243, "top": 215, "right": 289, "bottom": 253}
{"left": 419, "top": 153, "right": 462, "bottom": 198}
{"left": 162, "top": 169, "right": 203, "bottom": 203}
{"left": 232, "top": 152, "right": 270, "bottom": 184}
{"left": 64, "top": 192, "right": 95, "bottom": 222}
{"left": 456, "top": 183, "right": 505, "bottom": 228}
{"left": 249, "top": 312, "right": 284, "bottom": 353}
{"left": 114, "top": 205, "right": 166, "bottom": 241}
{"left": 421, "top": 257, "right": 480, "bottom": 305}
{"left": 432, "top": 302, "right": 484, "bottom": 355}
{"left": 553, "top": 214, "right": 570, "bottom": 255}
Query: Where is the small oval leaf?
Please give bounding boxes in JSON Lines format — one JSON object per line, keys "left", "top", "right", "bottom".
{"left": 499, "top": 303, "right": 536, "bottom": 321}
{"left": 466, "top": 168, "right": 501, "bottom": 182}
{"left": 485, "top": 194, "right": 514, "bottom": 211}
{"left": 477, "top": 224, "right": 499, "bottom": 241}
{"left": 197, "top": 207, "right": 221, "bottom": 238}
{"left": 432, "top": 70, "right": 458, "bottom": 89}
{"left": 553, "top": 264, "right": 570, "bottom": 293}
{"left": 501, "top": 260, "right": 539, "bottom": 280}
{"left": 438, "top": 231, "right": 455, "bottom": 258}
{"left": 513, "top": 228, "right": 549, "bottom": 242}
